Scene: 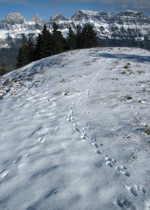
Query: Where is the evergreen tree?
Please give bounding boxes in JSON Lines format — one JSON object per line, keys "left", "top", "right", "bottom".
{"left": 41, "top": 24, "right": 53, "bottom": 57}
{"left": 35, "top": 24, "right": 53, "bottom": 60}
{"left": 0, "top": 63, "right": 7, "bottom": 76}
{"left": 81, "top": 25, "right": 89, "bottom": 48}
{"left": 67, "top": 26, "right": 77, "bottom": 50}
{"left": 16, "top": 34, "right": 30, "bottom": 68}
{"left": 52, "top": 22, "right": 64, "bottom": 55}
{"left": 76, "top": 24, "right": 99, "bottom": 49}
{"left": 34, "top": 34, "right": 44, "bottom": 60}
{"left": 76, "top": 25, "right": 82, "bottom": 49}
{"left": 86, "top": 24, "right": 99, "bottom": 48}
{"left": 28, "top": 37, "right": 35, "bottom": 61}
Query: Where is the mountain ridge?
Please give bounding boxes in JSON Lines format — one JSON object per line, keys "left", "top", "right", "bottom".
{"left": 0, "top": 10, "right": 150, "bottom": 50}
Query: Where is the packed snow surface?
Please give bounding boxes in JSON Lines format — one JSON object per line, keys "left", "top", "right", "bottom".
{"left": 0, "top": 47, "right": 150, "bottom": 210}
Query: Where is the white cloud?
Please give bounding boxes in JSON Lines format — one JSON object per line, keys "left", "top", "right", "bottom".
{"left": 65, "top": 0, "right": 150, "bottom": 13}
{"left": 99, "top": 0, "right": 150, "bottom": 10}
{"left": 101, "top": 0, "right": 150, "bottom": 14}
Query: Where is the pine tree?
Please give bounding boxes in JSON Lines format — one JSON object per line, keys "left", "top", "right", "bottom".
{"left": 86, "top": 24, "right": 99, "bottom": 48}
{"left": 76, "top": 25, "right": 82, "bottom": 49}
{"left": 16, "top": 34, "right": 30, "bottom": 68}
{"left": 41, "top": 24, "right": 53, "bottom": 57}
{"left": 0, "top": 63, "right": 6, "bottom": 76}
{"left": 28, "top": 37, "right": 35, "bottom": 61}
{"left": 52, "top": 22, "right": 64, "bottom": 55}
{"left": 76, "top": 24, "right": 99, "bottom": 49}
{"left": 34, "top": 34, "right": 44, "bottom": 60}
{"left": 81, "top": 25, "right": 89, "bottom": 48}
{"left": 67, "top": 26, "right": 77, "bottom": 50}
{"left": 35, "top": 24, "right": 53, "bottom": 60}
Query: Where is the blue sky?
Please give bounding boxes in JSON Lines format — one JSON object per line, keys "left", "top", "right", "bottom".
{"left": 0, "top": 0, "right": 150, "bottom": 21}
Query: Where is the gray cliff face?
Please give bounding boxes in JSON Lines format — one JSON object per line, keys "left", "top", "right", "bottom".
{"left": 0, "top": 10, "right": 150, "bottom": 49}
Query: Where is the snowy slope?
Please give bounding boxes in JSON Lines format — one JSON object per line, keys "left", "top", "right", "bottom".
{"left": 0, "top": 47, "right": 150, "bottom": 209}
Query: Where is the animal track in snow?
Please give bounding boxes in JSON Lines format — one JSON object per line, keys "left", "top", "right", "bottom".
{"left": 117, "top": 166, "right": 130, "bottom": 177}
{"left": 124, "top": 183, "right": 147, "bottom": 197}
{"left": 105, "top": 155, "right": 116, "bottom": 168}
{"left": 80, "top": 132, "right": 87, "bottom": 140}
{"left": 38, "top": 136, "right": 47, "bottom": 143}
{"left": 66, "top": 71, "right": 149, "bottom": 208}
{"left": 0, "top": 170, "right": 9, "bottom": 178}
{"left": 117, "top": 198, "right": 136, "bottom": 209}
{"left": 94, "top": 148, "right": 102, "bottom": 155}
{"left": 12, "top": 156, "right": 22, "bottom": 164}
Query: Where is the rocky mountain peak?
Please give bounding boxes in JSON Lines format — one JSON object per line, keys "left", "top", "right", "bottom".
{"left": 49, "top": 14, "right": 67, "bottom": 22}
{"left": 2, "top": 13, "right": 26, "bottom": 24}
{"left": 71, "top": 10, "right": 90, "bottom": 21}
{"left": 32, "top": 14, "right": 44, "bottom": 23}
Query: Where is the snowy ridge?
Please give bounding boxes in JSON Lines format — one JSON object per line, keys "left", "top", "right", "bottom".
{"left": 0, "top": 47, "right": 150, "bottom": 209}
{"left": 0, "top": 10, "right": 150, "bottom": 48}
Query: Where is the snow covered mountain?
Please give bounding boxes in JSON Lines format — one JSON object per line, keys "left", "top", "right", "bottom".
{"left": 0, "top": 47, "right": 150, "bottom": 209}
{"left": 0, "top": 10, "right": 150, "bottom": 49}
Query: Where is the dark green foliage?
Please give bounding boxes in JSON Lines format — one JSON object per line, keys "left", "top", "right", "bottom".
{"left": 35, "top": 24, "right": 53, "bottom": 60}
{"left": 76, "top": 25, "right": 82, "bottom": 49}
{"left": 34, "top": 34, "right": 44, "bottom": 60}
{"left": 67, "top": 26, "right": 77, "bottom": 50}
{"left": 16, "top": 23, "right": 99, "bottom": 69}
{"left": 52, "top": 22, "right": 64, "bottom": 55}
{"left": 86, "top": 24, "right": 99, "bottom": 48}
{"left": 0, "top": 64, "right": 7, "bottom": 76}
{"left": 81, "top": 25, "right": 89, "bottom": 48}
{"left": 78, "top": 24, "right": 99, "bottom": 49}
{"left": 16, "top": 34, "right": 31, "bottom": 68}
{"left": 29, "top": 37, "right": 35, "bottom": 61}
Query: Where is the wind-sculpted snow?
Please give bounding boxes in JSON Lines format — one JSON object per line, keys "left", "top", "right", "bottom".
{"left": 0, "top": 47, "right": 150, "bottom": 209}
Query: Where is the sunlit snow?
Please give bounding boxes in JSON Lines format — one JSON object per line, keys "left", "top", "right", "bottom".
{"left": 0, "top": 47, "right": 150, "bottom": 209}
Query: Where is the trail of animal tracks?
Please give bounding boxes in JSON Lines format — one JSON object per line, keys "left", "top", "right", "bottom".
{"left": 0, "top": 47, "right": 150, "bottom": 209}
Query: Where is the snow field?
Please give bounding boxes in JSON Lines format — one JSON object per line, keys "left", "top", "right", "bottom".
{"left": 0, "top": 47, "right": 150, "bottom": 209}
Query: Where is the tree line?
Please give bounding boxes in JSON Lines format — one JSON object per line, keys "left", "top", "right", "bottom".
{"left": 0, "top": 64, "right": 7, "bottom": 76}
{"left": 16, "top": 23, "right": 99, "bottom": 68}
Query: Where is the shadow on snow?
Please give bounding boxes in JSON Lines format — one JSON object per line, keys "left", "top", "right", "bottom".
{"left": 91, "top": 53, "right": 150, "bottom": 63}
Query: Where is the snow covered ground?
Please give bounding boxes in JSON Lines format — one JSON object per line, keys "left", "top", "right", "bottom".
{"left": 0, "top": 47, "right": 150, "bottom": 210}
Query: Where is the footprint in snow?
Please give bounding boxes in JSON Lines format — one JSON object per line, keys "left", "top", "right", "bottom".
{"left": 94, "top": 148, "right": 102, "bottom": 155}
{"left": 12, "top": 156, "right": 22, "bottom": 164}
{"left": 105, "top": 155, "right": 117, "bottom": 168}
{"left": 117, "top": 166, "right": 130, "bottom": 177}
{"left": 80, "top": 132, "right": 87, "bottom": 140}
{"left": 38, "top": 137, "right": 47, "bottom": 143}
{"left": 73, "top": 126, "right": 80, "bottom": 132}
{"left": 124, "top": 183, "right": 146, "bottom": 197}
{"left": 0, "top": 170, "right": 9, "bottom": 178}
{"left": 72, "top": 122, "right": 80, "bottom": 132}
{"left": 99, "top": 143, "right": 103, "bottom": 147}
{"left": 117, "top": 198, "right": 136, "bottom": 210}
